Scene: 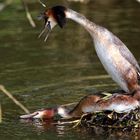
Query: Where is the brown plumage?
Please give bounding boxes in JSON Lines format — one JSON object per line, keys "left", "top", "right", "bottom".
{"left": 20, "top": 93, "right": 139, "bottom": 119}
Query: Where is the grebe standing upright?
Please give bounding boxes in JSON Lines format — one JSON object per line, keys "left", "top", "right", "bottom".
{"left": 39, "top": 5, "right": 140, "bottom": 95}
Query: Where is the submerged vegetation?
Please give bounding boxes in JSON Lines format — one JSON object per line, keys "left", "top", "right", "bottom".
{"left": 0, "top": 104, "right": 2, "bottom": 123}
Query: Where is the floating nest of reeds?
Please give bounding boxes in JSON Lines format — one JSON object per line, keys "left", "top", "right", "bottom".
{"left": 56, "top": 91, "right": 140, "bottom": 132}
{"left": 74, "top": 108, "right": 140, "bottom": 131}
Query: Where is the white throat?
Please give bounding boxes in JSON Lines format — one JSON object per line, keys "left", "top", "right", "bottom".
{"left": 57, "top": 107, "right": 70, "bottom": 118}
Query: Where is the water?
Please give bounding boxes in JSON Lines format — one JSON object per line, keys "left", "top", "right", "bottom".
{"left": 0, "top": 0, "right": 140, "bottom": 139}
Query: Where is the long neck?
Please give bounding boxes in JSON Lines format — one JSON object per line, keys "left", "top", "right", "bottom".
{"left": 57, "top": 106, "right": 82, "bottom": 118}
{"left": 65, "top": 8, "right": 97, "bottom": 35}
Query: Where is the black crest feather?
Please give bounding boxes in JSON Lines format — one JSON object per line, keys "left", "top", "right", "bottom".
{"left": 52, "top": 6, "right": 66, "bottom": 28}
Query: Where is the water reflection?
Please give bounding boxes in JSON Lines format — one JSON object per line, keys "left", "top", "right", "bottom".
{"left": 19, "top": 118, "right": 140, "bottom": 140}
{"left": 19, "top": 118, "right": 73, "bottom": 138}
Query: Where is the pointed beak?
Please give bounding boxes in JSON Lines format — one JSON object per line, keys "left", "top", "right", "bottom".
{"left": 38, "top": 15, "right": 57, "bottom": 42}
{"left": 38, "top": 21, "right": 52, "bottom": 42}
{"left": 20, "top": 109, "right": 56, "bottom": 119}
{"left": 20, "top": 112, "right": 39, "bottom": 119}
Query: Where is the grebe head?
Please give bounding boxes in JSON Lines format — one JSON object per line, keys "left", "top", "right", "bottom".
{"left": 39, "top": 6, "right": 67, "bottom": 41}
{"left": 20, "top": 108, "right": 57, "bottom": 119}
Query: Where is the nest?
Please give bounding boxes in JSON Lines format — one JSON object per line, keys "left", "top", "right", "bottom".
{"left": 78, "top": 108, "right": 140, "bottom": 131}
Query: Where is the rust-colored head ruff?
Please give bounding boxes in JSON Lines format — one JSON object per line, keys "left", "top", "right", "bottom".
{"left": 39, "top": 6, "right": 67, "bottom": 41}
{"left": 20, "top": 108, "right": 57, "bottom": 119}
{"left": 42, "top": 6, "right": 66, "bottom": 28}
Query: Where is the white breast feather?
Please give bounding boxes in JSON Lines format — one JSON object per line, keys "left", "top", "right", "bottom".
{"left": 93, "top": 30, "right": 131, "bottom": 92}
{"left": 106, "top": 102, "right": 139, "bottom": 113}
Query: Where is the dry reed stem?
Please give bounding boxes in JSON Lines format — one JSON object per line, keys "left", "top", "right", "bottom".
{"left": 0, "top": 0, "right": 36, "bottom": 27}
{"left": 54, "top": 119, "right": 80, "bottom": 125}
{"left": 0, "top": 104, "right": 2, "bottom": 123}
{"left": 0, "top": 0, "right": 13, "bottom": 11}
{"left": 0, "top": 85, "right": 30, "bottom": 114}
{"left": 21, "top": 0, "right": 36, "bottom": 28}
{"left": 60, "top": 102, "right": 77, "bottom": 107}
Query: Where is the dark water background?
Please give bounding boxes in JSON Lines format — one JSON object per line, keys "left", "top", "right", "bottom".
{"left": 0, "top": 0, "right": 140, "bottom": 139}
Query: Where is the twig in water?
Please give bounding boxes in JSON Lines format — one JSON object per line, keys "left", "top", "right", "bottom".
{"left": 54, "top": 119, "right": 80, "bottom": 125}
{"left": 0, "top": 85, "right": 30, "bottom": 114}
{"left": 72, "top": 114, "right": 87, "bottom": 128}
{"left": 21, "top": 0, "right": 36, "bottom": 28}
{"left": 0, "top": 104, "right": 2, "bottom": 123}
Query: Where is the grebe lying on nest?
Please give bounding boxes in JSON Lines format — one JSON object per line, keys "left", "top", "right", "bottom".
{"left": 20, "top": 92, "right": 140, "bottom": 119}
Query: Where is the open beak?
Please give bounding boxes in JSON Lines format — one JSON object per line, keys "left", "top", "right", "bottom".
{"left": 38, "top": 12, "right": 57, "bottom": 42}
{"left": 38, "top": 21, "right": 52, "bottom": 42}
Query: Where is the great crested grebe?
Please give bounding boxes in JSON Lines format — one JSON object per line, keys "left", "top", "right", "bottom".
{"left": 39, "top": 5, "right": 140, "bottom": 94}
{"left": 20, "top": 93, "right": 139, "bottom": 119}
{"left": 20, "top": 5, "right": 140, "bottom": 120}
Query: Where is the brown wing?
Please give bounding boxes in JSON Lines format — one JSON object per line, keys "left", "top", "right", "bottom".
{"left": 112, "top": 35, "right": 140, "bottom": 78}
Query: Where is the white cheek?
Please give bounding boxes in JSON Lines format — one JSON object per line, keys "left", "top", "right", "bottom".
{"left": 58, "top": 107, "right": 65, "bottom": 115}
{"left": 57, "top": 107, "right": 70, "bottom": 118}
{"left": 48, "top": 17, "right": 57, "bottom": 29}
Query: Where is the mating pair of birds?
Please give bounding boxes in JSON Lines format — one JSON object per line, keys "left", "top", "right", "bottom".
{"left": 20, "top": 5, "right": 140, "bottom": 119}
